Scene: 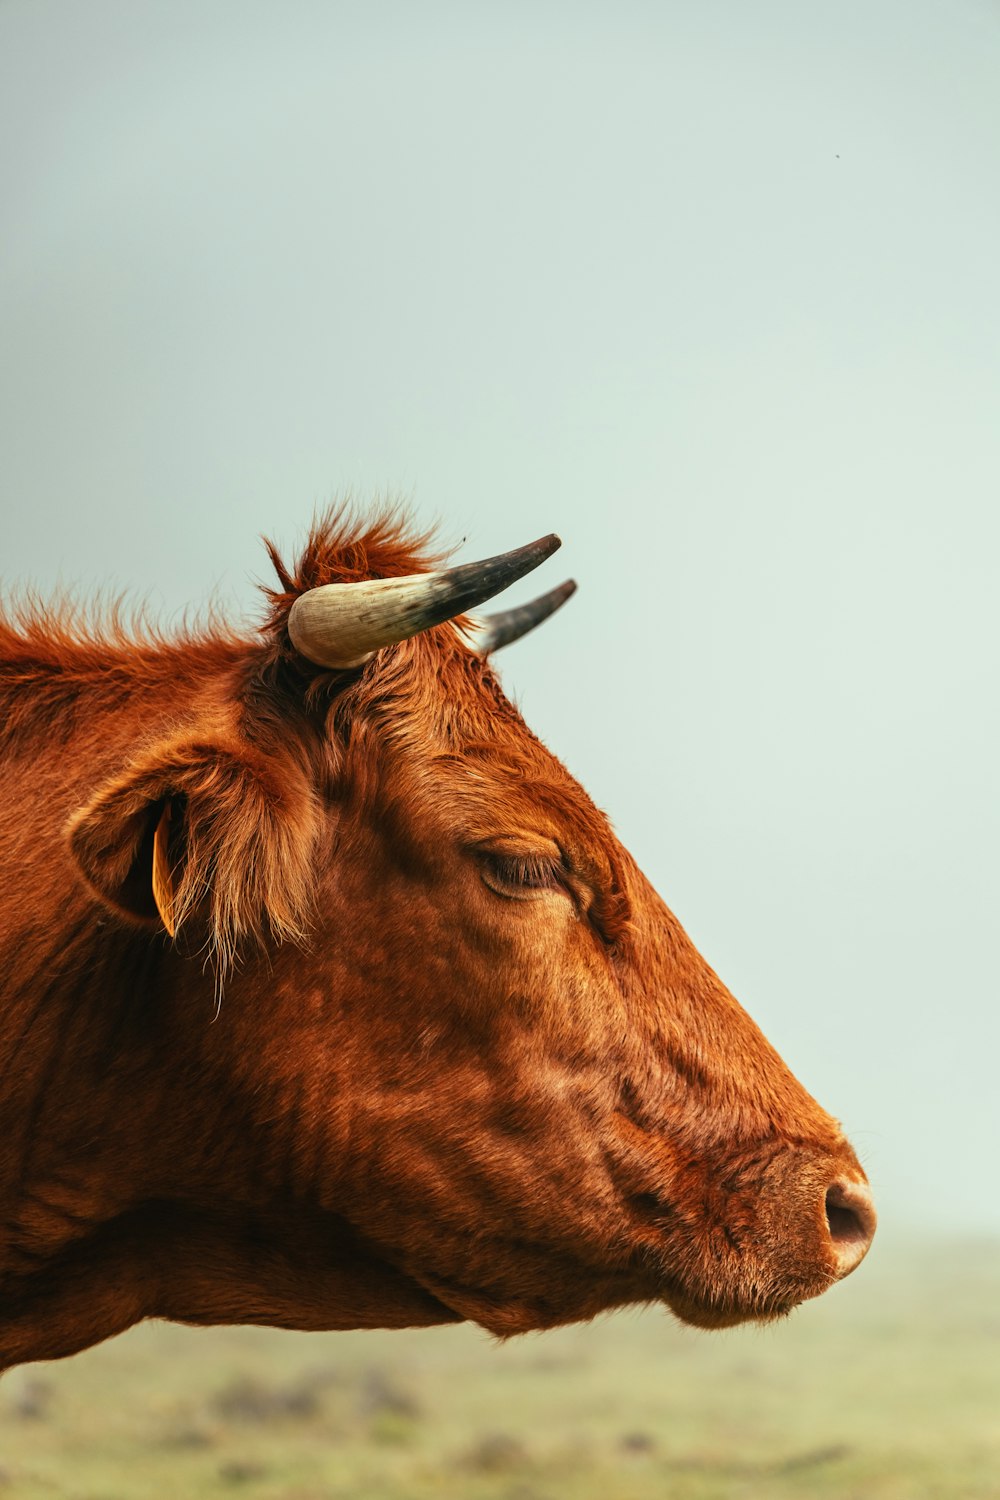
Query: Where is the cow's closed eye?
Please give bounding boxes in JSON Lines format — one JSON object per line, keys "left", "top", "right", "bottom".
{"left": 477, "top": 848, "right": 565, "bottom": 900}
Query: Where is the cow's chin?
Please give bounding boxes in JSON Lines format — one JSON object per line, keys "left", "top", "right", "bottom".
{"left": 660, "top": 1286, "right": 793, "bottom": 1331}
{"left": 656, "top": 1261, "right": 837, "bottom": 1331}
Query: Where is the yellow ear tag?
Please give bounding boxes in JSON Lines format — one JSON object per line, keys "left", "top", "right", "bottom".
{"left": 152, "top": 802, "right": 177, "bottom": 937}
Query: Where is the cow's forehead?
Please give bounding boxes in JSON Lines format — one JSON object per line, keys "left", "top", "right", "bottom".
{"left": 378, "top": 638, "right": 625, "bottom": 886}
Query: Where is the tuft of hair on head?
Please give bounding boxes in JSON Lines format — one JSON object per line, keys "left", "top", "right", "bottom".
{"left": 258, "top": 503, "right": 445, "bottom": 639}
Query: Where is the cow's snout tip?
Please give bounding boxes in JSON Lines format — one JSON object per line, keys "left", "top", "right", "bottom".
{"left": 824, "top": 1179, "right": 877, "bottom": 1276}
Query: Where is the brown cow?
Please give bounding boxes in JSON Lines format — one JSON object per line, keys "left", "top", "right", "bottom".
{"left": 0, "top": 510, "right": 874, "bottom": 1371}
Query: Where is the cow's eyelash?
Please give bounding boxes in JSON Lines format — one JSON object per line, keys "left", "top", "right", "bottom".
{"left": 479, "top": 851, "right": 562, "bottom": 891}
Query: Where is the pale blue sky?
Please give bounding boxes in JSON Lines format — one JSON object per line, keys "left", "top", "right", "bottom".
{"left": 1, "top": 0, "right": 998, "bottom": 1231}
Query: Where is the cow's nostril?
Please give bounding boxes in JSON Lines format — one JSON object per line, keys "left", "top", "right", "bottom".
{"left": 824, "top": 1180, "right": 876, "bottom": 1276}
{"left": 826, "top": 1198, "right": 862, "bottom": 1242}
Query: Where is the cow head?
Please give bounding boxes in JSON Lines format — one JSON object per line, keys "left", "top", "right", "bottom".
{"left": 66, "top": 512, "right": 874, "bottom": 1346}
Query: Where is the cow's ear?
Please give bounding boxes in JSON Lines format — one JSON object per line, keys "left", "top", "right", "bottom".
{"left": 67, "top": 735, "right": 321, "bottom": 963}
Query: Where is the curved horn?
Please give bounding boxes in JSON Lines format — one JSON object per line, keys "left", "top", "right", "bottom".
{"left": 287, "top": 533, "right": 561, "bottom": 669}
{"left": 475, "top": 579, "right": 577, "bottom": 655}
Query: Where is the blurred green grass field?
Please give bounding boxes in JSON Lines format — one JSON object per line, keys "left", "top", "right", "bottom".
{"left": 0, "top": 1238, "right": 996, "bottom": 1500}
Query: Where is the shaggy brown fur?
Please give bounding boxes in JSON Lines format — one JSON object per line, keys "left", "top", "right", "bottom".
{"left": 0, "top": 509, "right": 873, "bottom": 1369}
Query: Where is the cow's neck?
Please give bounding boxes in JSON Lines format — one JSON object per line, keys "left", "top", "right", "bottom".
{"left": 0, "top": 911, "right": 172, "bottom": 1269}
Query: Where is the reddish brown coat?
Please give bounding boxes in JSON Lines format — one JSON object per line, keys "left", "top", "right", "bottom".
{"left": 0, "top": 512, "right": 874, "bottom": 1369}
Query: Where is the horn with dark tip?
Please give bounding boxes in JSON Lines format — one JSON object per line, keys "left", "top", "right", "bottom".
{"left": 475, "top": 578, "right": 577, "bottom": 655}
{"left": 287, "top": 533, "right": 562, "bottom": 669}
